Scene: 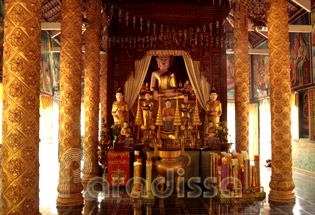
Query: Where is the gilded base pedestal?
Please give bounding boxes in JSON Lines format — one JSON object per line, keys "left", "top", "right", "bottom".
{"left": 269, "top": 190, "right": 296, "bottom": 203}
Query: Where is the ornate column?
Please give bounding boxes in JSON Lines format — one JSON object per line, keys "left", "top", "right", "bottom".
{"left": 82, "top": 0, "right": 102, "bottom": 184}
{"left": 100, "top": 13, "right": 108, "bottom": 121}
{"left": 267, "top": 0, "right": 296, "bottom": 202}
{"left": 1, "top": 1, "right": 41, "bottom": 214}
{"left": 233, "top": 2, "right": 249, "bottom": 152}
{"left": 56, "top": 0, "right": 83, "bottom": 209}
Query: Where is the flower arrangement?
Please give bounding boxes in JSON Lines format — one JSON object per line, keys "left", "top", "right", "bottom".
{"left": 98, "top": 119, "right": 112, "bottom": 170}
{"left": 111, "top": 124, "right": 121, "bottom": 136}
{"left": 216, "top": 121, "right": 229, "bottom": 144}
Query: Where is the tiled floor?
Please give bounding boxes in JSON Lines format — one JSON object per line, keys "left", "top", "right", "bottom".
{"left": 38, "top": 142, "right": 315, "bottom": 215}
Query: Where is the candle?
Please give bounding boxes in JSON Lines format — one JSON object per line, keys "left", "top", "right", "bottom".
{"left": 218, "top": 166, "right": 222, "bottom": 189}
{"left": 251, "top": 165, "right": 255, "bottom": 188}
{"left": 222, "top": 157, "right": 227, "bottom": 163}
{"left": 145, "top": 160, "right": 153, "bottom": 199}
{"left": 244, "top": 159, "right": 250, "bottom": 191}
{"left": 137, "top": 158, "right": 142, "bottom": 178}
{"left": 237, "top": 153, "right": 243, "bottom": 183}
{"left": 134, "top": 150, "right": 140, "bottom": 161}
{"left": 241, "top": 151, "right": 248, "bottom": 161}
{"left": 241, "top": 165, "right": 245, "bottom": 192}
{"left": 210, "top": 152, "right": 215, "bottom": 179}
{"left": 221, "top": 159, "right": 227, "bottom": 190}
{"left": 237, "top": 153, "right": 243, "bottom": 166}
{"left": 232, "top": 151, "right": 238, "bottom": 158}
{"left": 215, "top": 155, "right": 221, "bottom": 185}
{"left": 131, "top": 161, "right": 142, "bottom": 197}
{"left": 232, "top": 159, "right": 239, "bottom": 166}
{"left": 254, "top": 155, "right": 260, "bottom": 191}
{"left": 226, "top": 154, "right": 232, "bottom": 163}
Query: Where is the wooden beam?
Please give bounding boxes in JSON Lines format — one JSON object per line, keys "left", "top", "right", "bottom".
{"left": 291, "top": 0, "right": 311, "bottom": 12}
{"left": 226, "top": 48, "right": 269, "bottom": 55}
{"left": 41, "top": 22, "right": 86, "bottom": 31}
{"left": 248, "top": 24, "right": 311, "bottom": 33}
{"left": 288, "top": 24, "right": 312, "bottom": 32}
{"left": 41, "top": 22, "right": 60, "bottom": 30}
{"left": 51, "top": 46, "right": 105, "bottom": 54}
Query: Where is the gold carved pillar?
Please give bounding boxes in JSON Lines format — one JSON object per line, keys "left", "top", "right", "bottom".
{"left": 100, "top": 13, "right": 108, "bottom": 121}
{"left": 267, "top": 0, "right": 295, "bottom": 202}
{"left": 233, "top": 2, "right": 249, "bottom": 152}
{"left": 56, "top": 0, "right": 83, "bottom": 209}
{"left": 1, "top": 1, "right": 41, "bottom": 214}
{"left": 82, "top": 0, "right": 101, "bottom": 184}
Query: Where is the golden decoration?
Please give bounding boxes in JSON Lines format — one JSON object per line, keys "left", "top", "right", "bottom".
{"left": 266, "top": 0, "right": 296, "bottom": 203}
{"left": 155, "top": 95, "right": 163, "bottom": 139}
{"left": 57, "top": 0, "right": 84, "bottom": 207}
{"left": 134, "top": 95, "right": 143, "bottom": 140}
{"left": 82, "top": 0, "right": 102, "bottom": 184}
{"left": 193, "top": 96, "right": 201, "bottom": 126}
{"left": 234, "top": 2, "right": 249, "bottom": 153}
{"left": 173, "top": 93, "right": 181, "bottom": 126}
{"left": 1, "top": 0, "right": 41, "bottom": 214}
{"left": 135, "top": 95, "right": 143, "bottom": 125}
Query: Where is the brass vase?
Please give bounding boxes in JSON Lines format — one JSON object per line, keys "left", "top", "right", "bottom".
{"left": 149, "top": 139, "right": 191, "bottom": 191}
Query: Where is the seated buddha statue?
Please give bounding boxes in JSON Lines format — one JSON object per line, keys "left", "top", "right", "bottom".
{"left": 111, "top": 89, "right": 129, "bottom": 127}
{"left": 121, "top": 121, "right": 132, "bottom": 138}
{"left": 205, "top": 89, "right": 222, "bottom": 129}
{"left": 150, "top": 55, "right": 177, "bottom": 100}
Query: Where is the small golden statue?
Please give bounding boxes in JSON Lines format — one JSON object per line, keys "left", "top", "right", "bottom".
{"left": 162, "top": 99, "right": 175, "bottom": 131}
{"left": 180, "top": 94, "right": 192, "bottom": 126}
{"left": 141, "top": 92, "right": 154, "bottom": 130}
{"left": 121, "top": 121, "right": 132, "bottom": 138}
{"left": 205, "top": 88, "right": 222, "bottom": 129}
{"left": 111, "top": 89, "right": 129, "bottom": 127}
{"left": 206, "top": 120, "right": 216, "bottom": 137}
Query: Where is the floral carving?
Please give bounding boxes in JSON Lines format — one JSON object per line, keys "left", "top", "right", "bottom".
{"left": 7, "top": 158, "right": 24, "bottom": 178}
{"left": 8, "top": 107, "right": 24, "bottom": 124}
{"left": 11, "top": 4, "right": 30, "bottom": 24}
{"left": 7, "top": 132, "right": 24, "bottom": 152}
{"left": 8, "top": 81, "right": 26, "bottom": 98}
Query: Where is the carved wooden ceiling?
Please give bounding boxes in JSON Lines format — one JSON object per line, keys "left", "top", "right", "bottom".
{"left": 41, "top": 0, "right": 312, "bottom": 49}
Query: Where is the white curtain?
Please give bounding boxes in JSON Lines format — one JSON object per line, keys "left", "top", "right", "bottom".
{"left": 124, "top": 55, "right": 151, "bottom": 108}
{"left": 183, "top": 56, "right": 210, "bottom": 109}
{"left": 124, "top": 49, "right": 210, "bottom": 109}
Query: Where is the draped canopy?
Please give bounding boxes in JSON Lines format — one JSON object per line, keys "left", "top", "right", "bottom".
{"left": 124, "top": 50, "right": 210, "bottom": 110}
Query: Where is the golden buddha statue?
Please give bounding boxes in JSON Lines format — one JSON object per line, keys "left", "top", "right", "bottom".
{"left": 205, "top": 89, "right": 222, "bottom": 129}
{"left": 111, "top": 89, "right": 129, "bottom": 127}
{"left": 141, "top": 92, "right": 154, "bottom": 130}
{"left": 180, "top": 94, "right": 192, "bottom": 126}
{"left": 121, "top": 121, "right": 132, "bottom": 138}
{"left": 150, "top": 55, "right": 177, "bottom": 100}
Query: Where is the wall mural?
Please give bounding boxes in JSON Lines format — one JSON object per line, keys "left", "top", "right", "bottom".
{"left": 40, "top": 31, "right": 53, "bottom": 95}
{"left": 312, "top": 9, "right": 315, "bottom": 84}
{"left": 290, "top": 32, "right": 311, "bottom": 88}
{"left": 226, "top": 54, "right": 235, "bottom": 100}
{"left": 52, "top": 53, "right": 60, "bottom": 97}
{"left": 299, "top": 89, "right": 309, "bottom": 138}
{"left": 252, "top": 55, "right": 270, "bottom": 99}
